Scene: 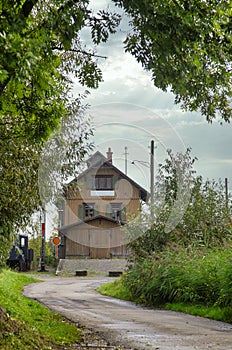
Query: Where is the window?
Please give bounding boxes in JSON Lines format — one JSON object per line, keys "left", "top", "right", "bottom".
{"left": 111, "top": 203, "right": 122, "bottom": 221}
{"left": 94, "top": 175, "right": 113, "bottom": 190}
{"left": 84, "top": 203, "right": 95, "bottom": 219}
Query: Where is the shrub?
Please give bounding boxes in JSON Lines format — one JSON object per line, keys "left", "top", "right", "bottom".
{"left": 123, "top": 247, "right": 232, "bottom": 308}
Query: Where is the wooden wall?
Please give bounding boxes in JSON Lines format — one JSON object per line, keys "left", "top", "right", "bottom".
{"left": 65, "top": 218, "right": 129, "bottom": 259}
{"left": 64, "top": 166, "right": 141, "bottom": 225}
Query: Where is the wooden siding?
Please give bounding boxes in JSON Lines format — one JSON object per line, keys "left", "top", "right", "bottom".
{"left": 65, "top": 218, "right": 129, "bottom": 259}
{"left": 62, "top": 160, "right": 146, "bottom": 259}
{"left": 64, "top": 166, "right": 141, "bottom": 225}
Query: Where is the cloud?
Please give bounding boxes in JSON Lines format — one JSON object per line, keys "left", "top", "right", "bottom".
{"left": 73, "top": 0, "right": 232, "bottom": 186}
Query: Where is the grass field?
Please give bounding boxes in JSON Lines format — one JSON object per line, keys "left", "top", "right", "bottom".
{"left": 0, "top": 269, "right": 81, "bottom": 350}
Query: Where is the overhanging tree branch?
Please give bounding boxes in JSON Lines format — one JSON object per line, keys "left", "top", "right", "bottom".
{"left": 21, "top": 0, "right": 39, "bottom": 18}
{"left": 53, "top": 46, "right": 107, "bottom": 59}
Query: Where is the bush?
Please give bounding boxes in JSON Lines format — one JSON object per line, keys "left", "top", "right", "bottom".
{"left": 123, "top": 247, "right": 232, "bottom": 308}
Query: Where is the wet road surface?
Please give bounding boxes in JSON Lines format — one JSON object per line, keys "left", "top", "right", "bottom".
{"left": 23, "top": 276, "right": 232, "bottom": 350}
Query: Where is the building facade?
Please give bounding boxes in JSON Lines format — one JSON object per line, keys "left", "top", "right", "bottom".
{"left": 59, "top": 148, "right": 149, "bottom": 259}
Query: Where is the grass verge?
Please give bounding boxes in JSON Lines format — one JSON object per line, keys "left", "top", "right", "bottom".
{"left": 98, "top": 278, "right": 133, "bottom": 301}
{"left": 0, "top": 269, "right": 81, "bottom": 350}
{"left": 98, "top": 278, "right": 232, "bottom": 323}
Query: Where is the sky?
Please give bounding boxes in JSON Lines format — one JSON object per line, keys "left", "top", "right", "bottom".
{"left": 37, "top": 0, "right": 232, "bottom": 238}
{"left": 71, "top": 0, "right": 232, "bottom": 192}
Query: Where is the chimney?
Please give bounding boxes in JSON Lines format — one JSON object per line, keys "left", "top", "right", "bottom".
{"left": 106, "top": 147, "right": 113, "bottom": 163}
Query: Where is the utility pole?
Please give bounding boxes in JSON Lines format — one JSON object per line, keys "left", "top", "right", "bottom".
{"left": 39, "top": 204, "right": 46, "bottom": 272}
{"left": 57, "top": 207, "right": 64, "bottom": 259}
{"left": 150, "top": 140, "right": 155, "bottom": 221}
{"left": 130, "top": 140, "right": 155, "bottom": 220}
{"left": 225, "top": 178, "right": 229, "bottom": 212}
{"left": 124, "top": 146, "right": 129, "bottom": 175}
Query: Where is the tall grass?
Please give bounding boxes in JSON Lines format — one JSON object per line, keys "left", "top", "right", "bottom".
{"left": 123, "top": 247, "right": 232, "bottom": 322}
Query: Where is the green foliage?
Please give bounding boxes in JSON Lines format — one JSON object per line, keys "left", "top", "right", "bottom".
{"left": 28, "top": 236, "right": 41, "bottom": 270}
{"left": 0, "top": 1, "right": 121, "bottom": 142}
{"left": 113, "top": 0, "right": 232, "bottom": 122}
{"left": 175, "top": 177, "right": 232, "bottom": 247}
{"left": 123, "top": 247, "right": 232, "bottom": 320}
{"left": 0, "top": 269, "right": 81, "bottom": 349}
{"left": 38, "top": 97, "right": 94, "bottom": 203}
{"left": 1, "top": 0, "right": 231, "bottom": 264}
{"left": 0, "top": 0, "right": 121, "bottom": 262}
{"left": 99, "top": 266, "right": 232, "bottom": 323}
{"left": 28, "top": 236, "right": 57, "bottom": 270}
{"left": 98, "top": 278, "right": 134, "bottom": 302}
{"left": 0, "top": 235, "right": 12, "bottom": 269}
{"left": 0, "top": 132, "right": 41, "bottom": 260}
{"left": 121, "top": 149, "right": 232, "bottom": 323}
{"left": 0, "top": 124, "right": 41, "bottom": 269}
{"left": 0, "top": 95, "right": 93, "bottom": 265}
{"left": 126, "top": 150, "right": 231, "bottom": 258}
{"left": 129, "top": 149, "right": 196, "bottom": 253}
{"left": 1, "top": 1, "right": 231, "bottom": 123}
{"left": 164, "top": 303, "right": 232, "bottom": 324}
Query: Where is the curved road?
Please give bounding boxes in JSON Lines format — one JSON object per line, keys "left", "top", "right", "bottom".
{"left": 23, "top": 276, "right": 232, "bottom": 350}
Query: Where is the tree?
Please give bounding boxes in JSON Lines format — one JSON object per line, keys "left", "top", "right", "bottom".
{"left": 176, "top": 177, "right": 232, "bottom": 247}
{"left": 125, "top": 149, "right": 196, "bottom": 258}
{"left": 113, "top": 0, "right": 232, "bottom": 122}
{"left": 125, "top": 149, "right": 231, "bottom": 259}
{"left": 0, "top": 0, "right": 120, "bottom": 142}
{"left": 0, "top": 115, "right": 40, "bottom": 264}
{"left": 0, "top": 94, "right": 94, "bottom": 267}
{"left": 0, "top": 1, "right": 120, "bottom": 264}
{"left": 1, "top": 1, "right": 231, "bottom": 265}
{"left": 2, "top": 1, "right": 231, "bottom": 128}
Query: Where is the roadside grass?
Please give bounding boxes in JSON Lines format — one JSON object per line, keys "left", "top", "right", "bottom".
{"left": 98, "top": 278, "right": 135, "bottom": 301}
{"left": 98, "top": 277, "right": 232, "bottom": 324}
{"left": 0, "top": 269, "right": 81, "bottom": 350}
{"left": 163, "top": 302, "right": 232, "bottom": 323}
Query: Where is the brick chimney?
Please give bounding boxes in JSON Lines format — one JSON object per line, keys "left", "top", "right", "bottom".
{"left": 106, "top": 147, "right": 113, "bottom": 163}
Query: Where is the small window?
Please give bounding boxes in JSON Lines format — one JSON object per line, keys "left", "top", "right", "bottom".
{"left": 111, "top": 203, "right": 122, "bottom": 221}
{"left": 94, "top": 175, "right": 113, "bottom": 190}
{"left": 84, "top": 203, "right": 95, "bottom": 219}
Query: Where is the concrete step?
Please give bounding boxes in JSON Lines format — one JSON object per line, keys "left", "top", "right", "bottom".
{"left": 56, "top": 258, "right": 128, "bottom": 276}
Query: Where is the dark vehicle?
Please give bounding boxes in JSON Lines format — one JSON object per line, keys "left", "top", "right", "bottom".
{"left": 7, "top": 234, "right": 34, "bottom": 272}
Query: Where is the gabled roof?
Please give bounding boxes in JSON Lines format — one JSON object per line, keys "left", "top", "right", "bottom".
{"left": 60, "top": 215, "right": 126, "bottom": 234}
{"left": 69, "top": 150, "right": 150, "bottom": 202}
{"left": 86, "top": 151, "right": 108, "bottom": 168}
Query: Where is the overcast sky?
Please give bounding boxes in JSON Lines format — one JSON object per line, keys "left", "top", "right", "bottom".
{"left": 72, "top": 0, "right": 232, "bottom": 191}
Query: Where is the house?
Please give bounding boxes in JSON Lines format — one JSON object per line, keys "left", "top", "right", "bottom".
{"left": 58, "top": 148, "right": 149, "bottom": 259}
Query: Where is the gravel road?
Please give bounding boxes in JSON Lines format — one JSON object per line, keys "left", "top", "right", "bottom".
{"left": 23, "top": 276, "right": 232, "bottom": 350}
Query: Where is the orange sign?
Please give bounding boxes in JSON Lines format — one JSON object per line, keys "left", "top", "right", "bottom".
{"left": 52, "top": 236, "right": 61, "bottom": 245}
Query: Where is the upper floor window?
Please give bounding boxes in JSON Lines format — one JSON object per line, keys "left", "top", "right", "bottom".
{"left": 83, "top": 203, "right": 95, "bottom": 219}
{"left": 94, "top": 175, "right": 113, "bottom": 190}
{"left": 111, "top": 203, "right": 122, "bottom": 221}
{"left": 78, "top": 202, "right": 98, "bottom": 220}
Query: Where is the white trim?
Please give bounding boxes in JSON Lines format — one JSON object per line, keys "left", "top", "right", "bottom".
{"left": 90, "top": 190, "right": 115, "bottom": 197}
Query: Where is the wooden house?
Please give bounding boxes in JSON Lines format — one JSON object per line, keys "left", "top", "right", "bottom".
{"left": 59, "top": 148, "right": 149, "bottom": 259}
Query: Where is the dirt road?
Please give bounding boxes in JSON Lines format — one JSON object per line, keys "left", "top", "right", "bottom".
{"left": 23, "top": 276, "right": 232, "bottom": 350}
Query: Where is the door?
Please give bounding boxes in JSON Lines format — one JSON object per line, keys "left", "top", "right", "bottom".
{"left": 89, "top": 229, "right": 111, "bottom": 259}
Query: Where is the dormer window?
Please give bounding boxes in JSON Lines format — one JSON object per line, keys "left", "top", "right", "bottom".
{"left": 94, "top": 175, "right": 113, "bottom": 190}
{"left": 88, "top": 175, "right": 118, "bottom": 196}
